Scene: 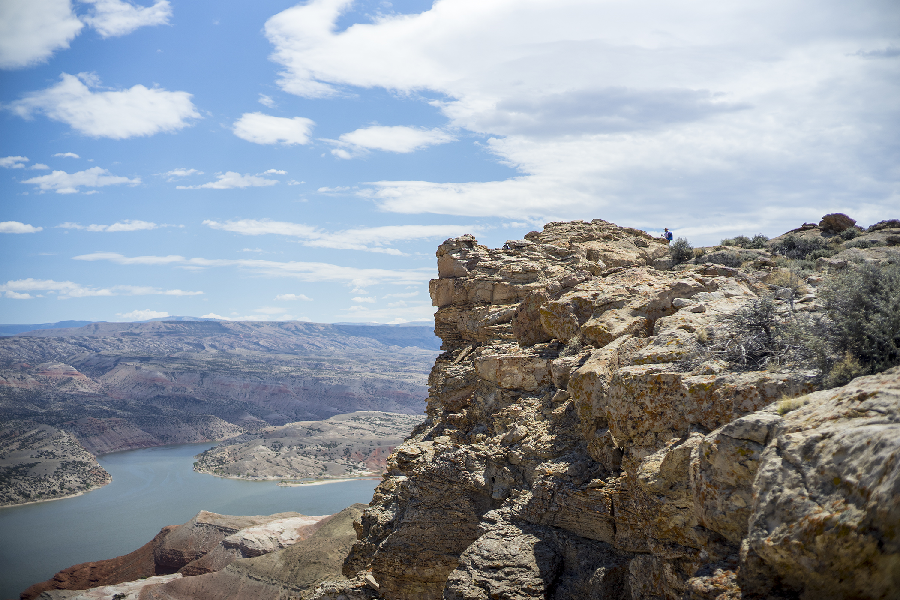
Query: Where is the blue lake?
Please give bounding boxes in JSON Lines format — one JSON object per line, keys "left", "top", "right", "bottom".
{"left": 0, "top": 443, "right": 379, "bottom": 600}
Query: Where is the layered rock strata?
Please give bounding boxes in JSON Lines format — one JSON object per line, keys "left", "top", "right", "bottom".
{"left": 22, "top": 510, "right": 327, "bottom": 599}
{"left": 339, "top": 220, "right": 899, "bottom": 599}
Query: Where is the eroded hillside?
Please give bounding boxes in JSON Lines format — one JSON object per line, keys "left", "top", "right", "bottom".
{"left": 0, "top": 322, "right": 437, "bottom": 506}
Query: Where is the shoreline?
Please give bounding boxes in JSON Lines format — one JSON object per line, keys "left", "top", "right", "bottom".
{"left": 0, "top": 480, "right": 110, "bottom": 510}
{"left": 194, "top": 469, "right": 382, "bottom": 486}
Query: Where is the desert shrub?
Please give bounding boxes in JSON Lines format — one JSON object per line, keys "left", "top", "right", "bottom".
{"left": 721, "top": 233, "right": 769, "bottom": 249}
{"left": 686, "top": 296, "right": 803, "bottom": 372}
{"left": 669, "top": 237, "right": 694, "bottom": 265}
{"left": 840, "top": 227, "right": 862, "bottom": 240}
{"left": 845, "top": 238, "right": 881, "bottom": 249}
{"left": 767, "top": 269, "right": 807, "bottom": 295}
{"left": 771, "top": 235, "right": 832, "bottom": 260}
{"left": 803, "top": 261, "right": 900, "bottom": 387}
{"left": 701, "top": 250, "right": 744, "bottom": 268}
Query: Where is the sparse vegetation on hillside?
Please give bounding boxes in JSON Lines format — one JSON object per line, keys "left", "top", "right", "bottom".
{"left": 801, "top": 261, "right": 900, "bottom": 387}
{"left": 720, "top": 233, "right": 769, "bottom": 249}
{"left": 669, "top": 237, "right": 694, "bottom": 265}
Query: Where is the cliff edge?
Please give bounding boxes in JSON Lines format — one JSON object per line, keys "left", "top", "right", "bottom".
{"left": 336, "top": 219, "right": 899, "bottom": 599}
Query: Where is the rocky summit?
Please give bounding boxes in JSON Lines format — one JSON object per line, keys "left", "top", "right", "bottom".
{"left": 330, "top": 218, "right": 899, "bottom": 599}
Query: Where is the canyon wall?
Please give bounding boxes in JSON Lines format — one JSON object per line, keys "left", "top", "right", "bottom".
{"left": 337, "top": 220, "right": 899, "bottom": 599}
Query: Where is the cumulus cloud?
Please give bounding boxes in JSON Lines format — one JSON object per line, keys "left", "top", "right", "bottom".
{"left": 30, "top": 163, "right": 50, "bottom": 170}
{"left": 72, "top": 252, "right": 433, "bottom": 287}
{"left": 202, "top": 219, "right": 478, "bottom": 254}
{"left": 352, "top": 296, "right": 376, "bottom": 303}
{"left": 329, "top": 125, "right": 456, "bottom": 158}
{"left": 22, "top": 166, "right": 140, "bottom": 194}
{"left": 263, "top": 169, "right": 286, "bottom": 174}
{"left": 1, "top": 156, "right": 29, "bottom": 168}
{"left": 263, "top": 0, "right": 900, "bottom": 241}
{"left": 0, "top": 221, "right": 42, "bottom": 233}
{"left": 275, "top": 293, "right": 312, "bottom": 301}
{"left": 80, "top": 0, "right": 171, "bottom": 38}
{"left": 57, "top": 219, "right": 157, "bottom": 231}
{"left": 0, "top": 278, "right": 202, "bottom": 299}
{"left": 54, "top": 152, "right": 80, "bottom": 158}
{"left": 177, "top": 172, "right": 278, "bottom": 190}
{"left": 232, "top": 112, "right": 314, "bottom": 145}
{"left": 117, "top": 309, "right": 169, "bottom": 320}
{"left": 8, "top": 73, "right": 199, "bottom": 139}
{"left": 0, "top": 0, "right": 83, "bottom": 69}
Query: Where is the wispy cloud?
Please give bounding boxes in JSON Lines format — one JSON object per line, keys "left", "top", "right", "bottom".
{"left": 263, "top": 169, "right": 286, "bottom": 175}
{"left": 232, "top": 113, "right": 314, "bottom": 145}
{"left": 258, "top": 94, "right": 276, "bottom": 108}
{"left": 56, "top": 220, "right": 158, "bottom": 232}
{"left": 22, "top": 167, "right": 140, "bottom": 194}
{"left": 54, "top": 152, "right": 80, "bottom": 158}
{"left": 72, "top": 252, "right": 434, "bottom": 287}
{"left": 80, "top": 0, "right": 172, "bottom": 38}
{"left": 202, "top": 219, "right": 478, "bottom": 254}
{"left": 0, "top": 156, "right": 29, "bottom": 168}
{"left": 0, "top": 221, "right": 42, "bottom": 234}
{"left": 275, "top": 293, "right": 312, "bottom": 301}
{"left": 0, "top": 278, "right": 202, "bottom": 299}
{"left": 328, "top": 126, "right": 456, "bottom": 159}
{"left": 163, "top": 168, "right": 203, "bottom": 180}
{"left": 177, "top": 172, "right": 278, "bottom": 190}
{"left": 8, "top": 73, "right": 199, "bottom": 139}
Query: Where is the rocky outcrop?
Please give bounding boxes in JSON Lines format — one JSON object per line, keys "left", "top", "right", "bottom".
{"left": 22, "top": 510, "right": 326, "bottom": 599}
{"left": 336, "top": 219, "right": 899, "bottom": 599}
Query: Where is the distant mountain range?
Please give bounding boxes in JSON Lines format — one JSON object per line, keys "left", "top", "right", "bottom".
{"left": 0, "top": 317, "right": 435, "bottom": 337}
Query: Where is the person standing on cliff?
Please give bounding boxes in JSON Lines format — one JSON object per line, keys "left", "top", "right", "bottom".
{"left": 664, "top": 228, "right": 673, "bottom": 243}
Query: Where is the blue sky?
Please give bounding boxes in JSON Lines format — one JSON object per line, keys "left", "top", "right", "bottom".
{"left": 1, "top": 0, "right": 898, "bottom": 325}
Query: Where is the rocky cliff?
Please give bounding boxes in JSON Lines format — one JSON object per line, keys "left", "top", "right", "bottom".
{"left": 333, "top": 219, "right": 899, "bottom": 599}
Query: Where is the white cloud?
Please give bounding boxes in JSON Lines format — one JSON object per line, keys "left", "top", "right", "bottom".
{"left": 5, "top": 291, "right": 34, "bottom": 299}
{"left": 383, "top": 291, "right": 419, "bottom": 299}
{"left": 57, "top": 219, "right": 157, "bottom": 231}
{"left": 30, "top": 163, "right": 50, "bottom": 170}
{"left": 8, "top": 73, "right": 199, "bottom": 139}
{"left": 202, "top": 219, "right": 479, "bottom": 254}
{"left": 0, "top": 278, "right": 202, "bottom": 299}
{"left": 329, "top": 125, "right": 456, "bottom": 158}
{"left": 275, "top": 293, "right": 312, "bottom": 301}
{"left": 80, "top": 0, "right": 171, "bottom": 38}
{"left": 0, "top": 221, "right": 42, "bottom": 233}
{"left": 352, "top": 296, "right": 376, "bottom": 303}
{"left": 263, "top": 169, "right": 287, "bottom": 174}
{"left": 1, "top": 156, "right": 29, "bottom": 168}
{"left": 164, "top": 167, "right": 203, "bottom": 179}
{"left": 54, "top": 152, "right": 80, "bottom": 158}
{"left": 263, "top": 0, "right": 900, "bottom": 242}
{"left": 72, "top": 252, "right": 434, "bottom": 287}
{"left": 232, "top": 112, "right": 314, "bottom": 145}
{"left": 116, "top": 309, "right": 170, "bottom": 320}
{"left": 0, "top": 0, "right": 84, "bottom": 69}
{"left": 22, "top": 166, "right": 140, "bottom": 194}
{"left": 258, "top": 94, "right": 276, "bottom": 108}
{"left": 177, "top": 172, "right": 278, "bottom": 190}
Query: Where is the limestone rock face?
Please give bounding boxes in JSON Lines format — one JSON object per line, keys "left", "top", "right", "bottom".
{"left": 338, "top": 219, "right": 900, "bottom": 600}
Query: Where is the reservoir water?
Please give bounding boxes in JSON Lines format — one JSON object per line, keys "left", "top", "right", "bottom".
{"left": 0, "top": 443, "right": 379, "bottom": 600}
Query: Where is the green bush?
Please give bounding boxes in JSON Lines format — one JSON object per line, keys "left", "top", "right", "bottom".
{"left": 720, "top": 233, "right": 769, "bottom": 249}
{"left": 771, "top": 235, "right": 833, "bottom": 260}
{"left": 670, "top": 237, "right": 694, "bottom": 265}
{"left": 804, "top": 261, "right": 900, "bottom": 387}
